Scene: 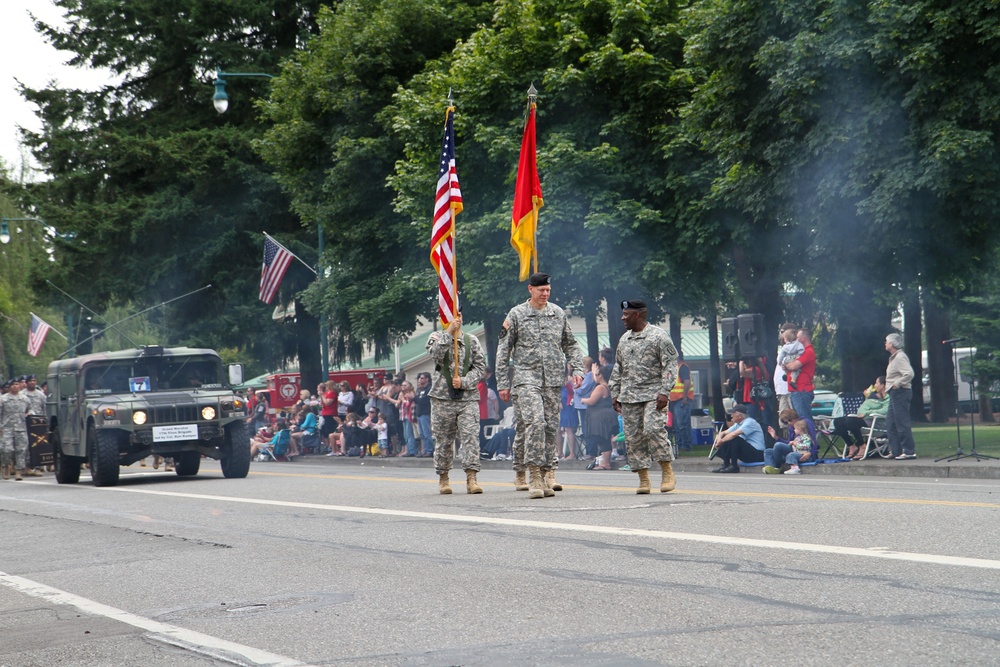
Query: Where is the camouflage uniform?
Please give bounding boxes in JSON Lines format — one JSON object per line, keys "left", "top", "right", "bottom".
{"left": 0, "top": 391, "right": 30, "bottom": 471}
{"left": 426, "top": 330, "right": 486, "bottom": 474}
{"left": 23, "top": 388, "right": 46, "bottom": 416}
{"left": 609, "top": 323, "right": 678, "bottom": 471}
{"left": 496, "top": 300, "right": 583, "bottom": 468}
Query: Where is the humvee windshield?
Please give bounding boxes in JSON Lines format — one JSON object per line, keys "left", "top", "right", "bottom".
{"left": 82, "top": 356, "right": 227, "bottom": 395}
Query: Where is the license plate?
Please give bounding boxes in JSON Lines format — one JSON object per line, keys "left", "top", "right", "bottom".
{"left": 153, "top": 424, "right": 199, "bottom": 442}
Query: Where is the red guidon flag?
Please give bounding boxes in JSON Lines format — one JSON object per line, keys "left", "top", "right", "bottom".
{"left": 430, "top": 106, "right": 463, "bottom": 326}
{"left": 511, "top": 102, "right": 543, "bottom": 281}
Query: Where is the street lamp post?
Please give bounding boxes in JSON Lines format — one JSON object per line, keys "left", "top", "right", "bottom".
{"left": 211, "top": 67, "right": 330, "bottom": 378}
{"left": 211, "top": 67, "right": 275, "bottom": 114}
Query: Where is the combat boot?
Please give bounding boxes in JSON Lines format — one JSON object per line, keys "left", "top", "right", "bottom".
{"left": 15, "top": 468, "right": 25, "bottom": 481}
{"left": 527, "top": 465, "right": 544, "bottom": 499}
{"left": 540, "top": 467, "right": 555, "bottom": 497}
{"left": 439, "top": 472, "right": 453, "bottom": 495}
{"left": 545, "top": 469, "right": 562, "bottom": 491}
{"left": 2, "top": 464, "right": 9, "bottom": 480}
{"left": 465, "top": 469, "right": 483, "bottom": 494}
{"left": 659, "top": 461, "right": 676, "bottom": 493}
{"left": 636, "top": 468, "right": 651, "bottom": 494}
{"left": 514, "top": 470, "right": 529, "bottom": 491}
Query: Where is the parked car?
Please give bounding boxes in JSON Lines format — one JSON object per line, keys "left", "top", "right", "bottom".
{"left": 810, "top": 389, "right": 837, "bottom": 417}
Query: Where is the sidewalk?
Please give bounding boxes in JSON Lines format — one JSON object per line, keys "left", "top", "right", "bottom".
{"left": 297, "top": 450, "right": 1000, "bottom": 480}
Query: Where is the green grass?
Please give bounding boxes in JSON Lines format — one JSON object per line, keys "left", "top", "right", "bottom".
{"left": 675, "top": 422, "right": 1000, "bottom": 459}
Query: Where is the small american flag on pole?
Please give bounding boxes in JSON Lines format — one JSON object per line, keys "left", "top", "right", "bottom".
{"left": 27, "top": 313, "right": 51, "bottom": 357}
{"left": 259, "top": 235, "right": 294, "bottom": 304}
{"left": 430, "top": 106, "right": 463, "bottom": 326}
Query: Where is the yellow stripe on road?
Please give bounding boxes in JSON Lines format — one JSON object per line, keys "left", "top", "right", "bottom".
{"left": 244, "top": 470, "right": 1000, "bottom": 509}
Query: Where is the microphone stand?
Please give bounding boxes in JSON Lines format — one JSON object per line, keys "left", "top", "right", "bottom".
{"left": 937, "top": 340, "right": 997, "bottom": 462}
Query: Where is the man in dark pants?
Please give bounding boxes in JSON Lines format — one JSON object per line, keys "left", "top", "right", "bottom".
{"left": 712, "top": 405, "right": 766, "bottom": 473}
{"left": 884, "top": 332, "right": 916, "bottom": 459}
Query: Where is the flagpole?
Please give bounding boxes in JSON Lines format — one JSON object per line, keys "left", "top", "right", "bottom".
{"left": 447, "top": 93, "right": 460, "bottom": 378}
{"left": 526, "top": 84, "right": 539, "bottom": 275}
{"left": 263, "top": 232, "right": 318, "bottom": 276}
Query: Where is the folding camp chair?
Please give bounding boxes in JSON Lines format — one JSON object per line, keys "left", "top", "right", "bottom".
{"left": 858, "top": 414, "right": 892, "bottom": 459}
{"left": 816, "top": 392, "right": 865, "bottom": 459}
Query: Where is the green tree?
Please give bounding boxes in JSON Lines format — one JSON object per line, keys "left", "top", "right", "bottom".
{"left": 20, "top": 0, "right": 323, "bottom": 380}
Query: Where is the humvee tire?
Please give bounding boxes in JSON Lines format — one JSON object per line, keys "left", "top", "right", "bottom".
{"left": 221, "top": 421, "right": 250, "bottom": 478}
{"left": 52, "top": 429, "right": 81, "bottom": 485}
{"left": 88, "top": 425, "right": 121, "bottom": 487}
{"left": 175, "top": 450, "right": 201, "bottom": 477}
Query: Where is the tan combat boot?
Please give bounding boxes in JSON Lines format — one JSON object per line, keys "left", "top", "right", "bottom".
{"left": 15, "top": 468, "right": 25, "bottom": 481}
{"left": 659, "top": 461, "right": 676, "bottom": 493}
{"left": 439, "top": 472, "right": 453, "bottom": 495}
{"left": 527, "top": 465, "right": 544, "bottom": 499}
{"left": 545, "top": 469, "right": 562, "bottom": 491}
{"left": 514, "top": 470, "right": 529, "bottom": 491}
{"left": 164, "top": 459, "right": 175, "bottom": 472}
{"left": 540, "top": 467, "right": 555, "bottom": 497}
{"left": 636, "top": 468, "right": 651, "bottom": 494}
{"left": 2, "top": 464, "right": 9, "bottom": 480}
{"left": 465, "top": 470, "right": 483, "bottom": 494}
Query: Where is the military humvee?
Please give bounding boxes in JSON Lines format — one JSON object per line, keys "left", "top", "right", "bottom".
{"left": 47, "top": 345, "right": 250, "bottom": 486}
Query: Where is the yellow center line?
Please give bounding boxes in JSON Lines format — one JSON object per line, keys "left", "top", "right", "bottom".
{"left": 243, "top": 470, "right": 1000, "bottom": 509}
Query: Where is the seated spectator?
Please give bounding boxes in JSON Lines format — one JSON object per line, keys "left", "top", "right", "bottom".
{"left": 484, "top": 406, "right": 516, "bottom": 460}
{"left": 291, "top": 404, "right": 319, "bottom": 454}
{"left": 712, "top": 405, "right": 765, "bottom": 473}
{"left": 834, "top": 377, "right": 889, "bottom": 460}
{"left": 270, "top": 419, "right": 292, "bottom": 459}
{"left": 765, "top": 419, "right": 813, "bottom": 475}
{"left": 763, "top": 408, "right": 816, "bottom": 472}
{"left": 582, "top": 365, "right": 618, "bottom": 470}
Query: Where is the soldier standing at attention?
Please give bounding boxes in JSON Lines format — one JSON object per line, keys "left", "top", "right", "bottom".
{"left": 609, "top": 300, "right": 679, "bottom": 494}
{"left": 427, "top": 311, "right": 488, "bottom": 494}
{"left": 1, "top": 377, "right": 33, "bottom": 481}
{"left": 496, "top": 273, "right": 584, "bottom": 499}
{"left": 23, "top": 375, "right": 48, "bottom": 474}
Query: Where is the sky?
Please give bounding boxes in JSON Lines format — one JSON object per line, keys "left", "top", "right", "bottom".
{"left": 0, "top": 0, "right": 116, "bottom": 177}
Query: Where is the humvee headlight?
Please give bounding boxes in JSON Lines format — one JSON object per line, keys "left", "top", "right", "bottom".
{"left": 133, "top": 411, "right": 147, "bottom": 425}
{"left": 201, "top": 406, "right": 217, "bottom": 420}
{"left": 102, "top": 408, "right": 117, "bottom": 420}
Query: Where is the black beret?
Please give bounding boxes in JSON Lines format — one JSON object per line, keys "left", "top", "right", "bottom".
{"left": 528, "top": 272, "right": 551, "bottom": 286}
{"left": 621, "top": 299, "right": 647, "bottom": 310}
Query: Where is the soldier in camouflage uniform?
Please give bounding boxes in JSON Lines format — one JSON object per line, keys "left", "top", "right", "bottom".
{"left": 1, "top": 377, "right": 32, "bottom": 481}
{"left": 496, "top": 273, "right": 584, "bottom": 499}
{"left": 22, "top": 375, "right": 48, "bottom": 474}
{"left": 426, "top": 312, "right": 487, "bottom": 494}
{"left": 609, "top": 300, "right": 679, "bottom": 494}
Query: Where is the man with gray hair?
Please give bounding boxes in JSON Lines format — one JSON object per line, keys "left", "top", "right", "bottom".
{"left": 884, "top": 332, "right": 916, "bottom": 459}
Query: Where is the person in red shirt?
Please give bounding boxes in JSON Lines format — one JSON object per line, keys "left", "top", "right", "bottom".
{"left": 320, "top": 380, "right": 339, "bottom": 452}
{"left": 782, "top": 329, "right": 816, "bottom": 423}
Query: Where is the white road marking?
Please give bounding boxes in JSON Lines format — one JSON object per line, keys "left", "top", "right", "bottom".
{"left": 99, "top": 486, "right": 1000, "bottom": 571}
{"left": 0, "top": 572, "right": 313, "bottom": 667}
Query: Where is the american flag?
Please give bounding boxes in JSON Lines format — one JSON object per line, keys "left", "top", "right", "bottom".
{"left": 259, "top": 235, "right": 294, "bottom": 304}
{"left": 430, "top": 106, "right": 463, "bottom": 326}
{"left": 27, "top": 313, "right": 51, "bottom": 357}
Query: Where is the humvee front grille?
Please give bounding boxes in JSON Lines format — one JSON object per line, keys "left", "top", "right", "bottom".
{"left": 152, "top": 405, "right": 199, "bottom": 424}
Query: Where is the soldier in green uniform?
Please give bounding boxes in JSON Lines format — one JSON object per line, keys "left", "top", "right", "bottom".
{"left": 427, "top": 312, "right": 487, "bottom": 494}
{"left": 1, "top": 377, "right": 32, "bottom": 480}
{"left": 609, "top": 300, "right": 679, "bottom": 494}
{"left": 496, "top": 273, "right": 584, "bottom": 499}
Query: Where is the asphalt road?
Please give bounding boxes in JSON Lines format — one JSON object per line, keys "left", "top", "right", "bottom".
{"left": 1, "top": 459, "right": 999, "bottom": 666}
